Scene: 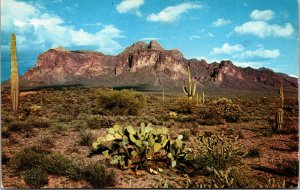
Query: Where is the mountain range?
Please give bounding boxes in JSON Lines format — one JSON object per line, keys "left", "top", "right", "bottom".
{"left": 6, "top": 40, "right": 298, "bottom": 91}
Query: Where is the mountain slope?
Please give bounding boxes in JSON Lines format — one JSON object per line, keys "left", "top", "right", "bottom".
{"left": 14, "top": 41, "right": 298, "bottom": 91}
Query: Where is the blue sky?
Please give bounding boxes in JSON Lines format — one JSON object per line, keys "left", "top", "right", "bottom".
{"left": 1, "top": 0, "right": 299, "bottom": 81}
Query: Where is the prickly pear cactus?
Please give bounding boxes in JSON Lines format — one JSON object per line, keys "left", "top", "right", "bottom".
{"left": 92, "top": 122, "right": 191, "bottom": 170}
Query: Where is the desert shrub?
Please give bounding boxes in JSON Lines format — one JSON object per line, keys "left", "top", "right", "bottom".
{"left": 86, "top": 115, "right": 115, "bottom": 129}
{"left": 195, "top": 131, "right": 244, "bottom": 171}
{"left": 28, "top": 117, "right": 50, "bottom": 128}
{"left": 175, "top": 98, "right": 197, "bottom": 114}
{"left": 43, "top": 153, "right": 74, "bottom": 176}
{"left": 83, "top": 163, "right": 115, "bottom": 188}
{"left": 7, "top": 121, "right": 32, "bottom": 133}
{"left": 96, "top": 90, "right": 145, "bottom": 116}
{"left": 211, "top": 98, "right": 241, "bottom": 122}
{"left": 9, "top": 147, "right": 47, "bottom": 171}
{"left": 246, "top": 147, "right": 260, "bottom": 158}
{"left": 197, "top": 107, "right": 225, "bottom": 125}
{"left": 39, "top": 136, "right": 55, "bottom": 149}
{"left": 51, "top": 123, "right": 68, "bottom": 134}
{"left": 79, "top": 130, "right": 95, "bottom": 146}
{"left": 275, "top": 159, "right": 298, "bottom": 177}
{"left": 24, "top": 168, "right": 48, "bottom": 188}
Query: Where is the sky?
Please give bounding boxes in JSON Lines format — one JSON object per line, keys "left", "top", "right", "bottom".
{"left": 1, "top": 0, "right": 299, "bottom": 81}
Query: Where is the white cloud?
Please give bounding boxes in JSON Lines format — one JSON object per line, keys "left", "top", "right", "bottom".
{"left": 233, "top": 48, "right": 280, "bottom": 59}
{"left": 1, "top": 0, "right": 39, "bottom": 31}
{"left": 116, "top": 0, "right": 144, "bottom": 16}
{"left": 212, "top": 18, "right": 231, "bottom": 27}
{"left": 234, "top": 21, "right": 294, "bottom": 38}
{"left": 232, "top": 61, "right": 268, "bottom": 68}
{"left": 147, "top": 2, "right": 202, "bottom": 23}
{"left": 250, "top": 9, "right": 274, "bottom": 21}
{"left": 234, "top": 10, "right": 294, "bottom": 38}
{"left": 211, "top": 43, "right": 244, "bottom": 55}
{"left": 1, "top": 0, "right": 123, "bottom": 53}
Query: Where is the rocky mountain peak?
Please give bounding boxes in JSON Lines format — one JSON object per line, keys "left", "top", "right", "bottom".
{"left": 121, "top": 41, "right": 148, "bottom": 54}
{"left": 148, "top": 40, "right": 164, "bottom": 50}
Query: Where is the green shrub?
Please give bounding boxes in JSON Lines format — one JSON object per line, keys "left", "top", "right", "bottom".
{"left": 83, "top": 163, "right": 115, "bottom": 188}
{"left": 24, "top": 168, "right": 48, "bottom": 188}
{"left": 43, "top": 153, "right": 74, "bottom": 176}
{"left": 9, "top": 147, "right": 47, "bottom": 171}
{"left": 97, "top": 90, "right": 145, "bottom": 116}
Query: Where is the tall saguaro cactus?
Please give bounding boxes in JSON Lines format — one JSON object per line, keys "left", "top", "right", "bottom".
{"left": 182, "top": 65, "right": 196, "bottom": 100}
{"left": 275, "top": 80, "right": 284, "bottom": 131}
{"left": 10, "top": 33, "right": 20, "bottom": 113}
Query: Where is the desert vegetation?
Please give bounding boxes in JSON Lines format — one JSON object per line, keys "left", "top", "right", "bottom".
{"left": 1, "top": 82, "right": 298, "bottom": 188}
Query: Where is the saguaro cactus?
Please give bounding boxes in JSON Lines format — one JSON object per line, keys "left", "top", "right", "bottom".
{"left": 182, "top": 65, "right": 196, "bottom": 100}
{"left": 10, "top": 33, "right": 20, "bottom": 113}
{"left": 275, "top": 80, "right": 284, "bottom": 131}
{"left": 279, "top": 80, "right": 284, "bottom": 109}
{"left": 202, "top": 91, "right": 205, "bottom": 104}
{"left": 275, "top": 108, "right": 284, "bottom": 130}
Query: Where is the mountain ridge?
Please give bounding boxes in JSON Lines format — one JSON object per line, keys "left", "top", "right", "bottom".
{"left": 4, "top": 40, "right": 298, "bottom": 91}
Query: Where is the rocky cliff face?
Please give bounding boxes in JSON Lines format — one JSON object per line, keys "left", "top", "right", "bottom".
{"left": 18, "top": 41, "right": 298, "bottom": 90}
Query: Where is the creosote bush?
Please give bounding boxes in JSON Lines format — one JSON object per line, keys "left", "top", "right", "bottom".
{"left": 96, "top": 89, "right": 145, "bottom": 116}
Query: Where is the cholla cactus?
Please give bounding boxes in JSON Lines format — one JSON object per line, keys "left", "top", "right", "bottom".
{"left": 10, "top": 33, "right": 20, "bottom": 113}
{"left": 182, "top": 65, "right": 196, "bottom": 100}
